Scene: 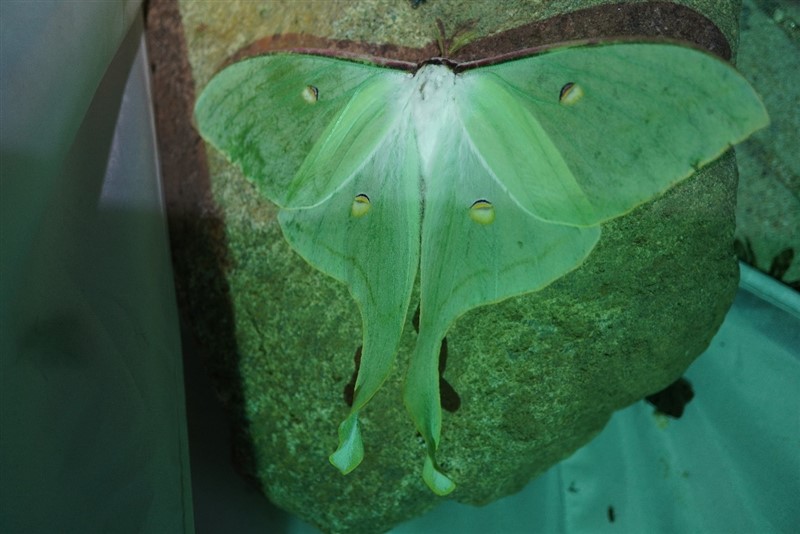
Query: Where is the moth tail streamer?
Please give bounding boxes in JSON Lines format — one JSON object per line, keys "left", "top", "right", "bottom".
{"left": 329, "top": 412, "right": 364, "bottom": 474}
{"left": 424, "top": 454, "right": 456, "bottom": 496}
{"left": 404, "top": 326, "right": 456, "bottom": 495}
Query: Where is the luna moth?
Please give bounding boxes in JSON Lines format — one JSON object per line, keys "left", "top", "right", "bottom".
{"left": 194, "top": 39, "right": 768, "bottom": 495}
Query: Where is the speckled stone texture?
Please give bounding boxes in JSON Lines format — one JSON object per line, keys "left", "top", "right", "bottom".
{"left": 154, "top": 1, "right": 748, "bottom": 532}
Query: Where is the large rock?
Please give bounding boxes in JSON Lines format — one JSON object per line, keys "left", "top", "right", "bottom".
{"left": 169, "top": 0, "right": 743, "bottom": 531}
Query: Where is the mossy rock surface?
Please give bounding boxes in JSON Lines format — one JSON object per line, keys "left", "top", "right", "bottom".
{"left": 176, "top": 1, "right": 741, "bottom": 532}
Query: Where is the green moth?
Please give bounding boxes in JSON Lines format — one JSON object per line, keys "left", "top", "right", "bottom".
{"left": 194, "top": 41, "right": 768, "bottom": 495}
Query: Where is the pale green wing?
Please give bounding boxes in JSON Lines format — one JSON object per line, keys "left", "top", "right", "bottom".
{"left": 195, "top": 55, "right": 419, "bottom": 475}
{"left": 404, "top": 42, "right": 768, "bottom": 495}
{"left": 404, "top": 111, "right": 600, "bottom": 495}
{"left": 458, "top": 42, "right": 769, "bottom": 226}
{"left": 195, "top": 54, "right": 409, "bottom": 208}
{"left": 281, "top": 124, "right": 420, "bottom": 475}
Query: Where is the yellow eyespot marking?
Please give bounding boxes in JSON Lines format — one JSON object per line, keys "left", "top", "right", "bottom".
{"left": 469, "top": 199, "right": 495, "bottom": 225}
{"left": 302, "top": 85, "right": 319, "bottom": 104}
{"left": 559, "top": 82, "right": 583, "bottom": 106}
{"left": 351, "top": 194, "right": 371, "bottom": 217}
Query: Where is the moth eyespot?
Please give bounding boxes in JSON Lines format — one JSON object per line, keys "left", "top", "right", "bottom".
{"left": 302, "top": 85, "right": 319, "bottom": 104}
{"left": 559, "top": 82, "right": 583, "bottom": 105}
{"left": 351, "top": 194, "right": 371, "bottom": 217}
{"left": 469, "top": 199, "right": 495, "bottom": 225}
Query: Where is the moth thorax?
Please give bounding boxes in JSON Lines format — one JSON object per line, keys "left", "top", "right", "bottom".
{"left": 411, "top": 64, "right": 458, "bottom": 173}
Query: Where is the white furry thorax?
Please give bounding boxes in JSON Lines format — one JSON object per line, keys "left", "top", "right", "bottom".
{"left": 407, "top": 64, "right": 459, "bottom": 175}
